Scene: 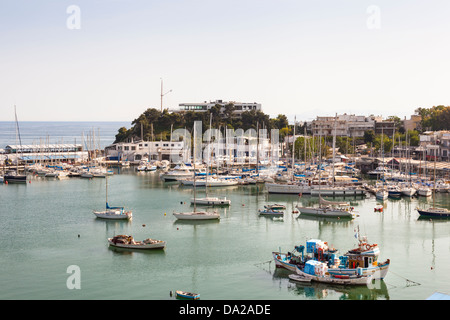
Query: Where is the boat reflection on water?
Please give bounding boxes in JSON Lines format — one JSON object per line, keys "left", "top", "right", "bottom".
{"left": 295, "top": 213, "right": 355, "bottom": 225}
{"left": 287, "top": 276, "right": 390, "bottom": 300}
{"left": 271, "top": 267, "right": 389, "bottom": 300}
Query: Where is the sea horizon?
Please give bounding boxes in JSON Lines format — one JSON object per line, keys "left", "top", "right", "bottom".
{"left": 0, "top": 121, "right": 131, "bottom": 149}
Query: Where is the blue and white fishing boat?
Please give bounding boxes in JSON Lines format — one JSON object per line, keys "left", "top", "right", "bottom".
{"left": 326, "top": 228, "right": 390, "bottom": 280}
{"left": 272, "top": 239, "right": 338, "bottom": 272}
{"left": 273, "top": 230, "right": 389, "bottom": 281}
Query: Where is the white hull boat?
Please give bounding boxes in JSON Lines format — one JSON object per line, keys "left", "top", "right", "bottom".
{"left": 296, "top": 206, "right": 355, "bottom": 218}
{"left": 417, "top": 187, "right": 432, "bottom": 197}
{"left": 191, "top": 197, "right": 231, "bottom": 206}
{"left": 173, "top": 211, "right": 220, "bottom": 220}
{"left": 93, "top": 209, "right": 132, "bottom": 220}
{"left": 401, "top": 187, "right": 416, "bottom": 197}
{"left": 265, "top": 182, "right": 311, "bottom": 194}
{"left": 310, "top": 186, "right": 365, "bottom": 197}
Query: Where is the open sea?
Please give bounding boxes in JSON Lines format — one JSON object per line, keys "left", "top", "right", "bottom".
{"left": 0, "top": 122, "right": 449, "bottom": 301}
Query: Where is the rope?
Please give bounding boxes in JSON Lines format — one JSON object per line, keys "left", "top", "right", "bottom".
{"left": 389, "top": 270, "right": 421, "bottom": 287}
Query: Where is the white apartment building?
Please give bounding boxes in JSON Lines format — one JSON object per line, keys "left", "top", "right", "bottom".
{"left": 173, "top": 99, "right": 262, "bottom": 117}
{"left": 311, "top": 114, "right": 380, "bottom": 137}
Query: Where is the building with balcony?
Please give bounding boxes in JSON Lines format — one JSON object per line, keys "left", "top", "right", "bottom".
{"left": 173, "top": 99, "right": 262, "bottom": 118}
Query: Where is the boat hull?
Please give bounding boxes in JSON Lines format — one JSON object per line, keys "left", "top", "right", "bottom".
{"left": 296, "top": 206, "right": 355, "bottom": 218}
{"left": 259, "top": 210, "right": 284, "bottom": 216}
{"left": 272, "top": 252, "right": 299, "bottom": 272}
{"left": 327, "top": 260, "right": 390, "bottom": 280}
{"left": 173, "top": 211, "right": 220, "bottom": 220}
{"left": 310, "top": 188, "right": 365, "bottom": 197}
{"left": 191, "top": 197, "right": 231, "bottom": 206}
{"left": 108, "top": 239, "right": 166, "bottom": 250}
{"left": 417, "top": 208, "right": 450, "bottom": 218}
{"left": 265, "top": 183, "right": 311, "bottom": 194}
{"left": 289, "top": 271, "right": 372, "bottom": 286}
{"left": 4, "top": 175, "right": 27, "bottom": 183}
{"left": 93, "top": 210, "right": 132, "bottom": 220}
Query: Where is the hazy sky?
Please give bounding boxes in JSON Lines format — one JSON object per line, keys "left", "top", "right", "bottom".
{"left": 1, "top": 0, "right": 450, "bottom": 123}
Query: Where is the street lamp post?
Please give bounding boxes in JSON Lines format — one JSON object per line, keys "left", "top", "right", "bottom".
{"left": 160, "top": 78, "right": 172, "bottom": 112}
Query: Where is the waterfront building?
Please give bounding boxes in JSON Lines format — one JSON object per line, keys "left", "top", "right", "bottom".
{"left": 374, "top": 120, "right": 396, "bottom": 137}
{"left": 419, "top": 130, "right": 450, "bottom": 161}
{"left": 105, "top": 140, "right": 189, "bottom": 163}
{"left": 104, "top": 134, "right": 281, "bottom": 166}
{"left": 403, "top": 114, "right": 422, "bottom": 131}
{"left": 311, "top": 114, "right": 380, "bottom": 138}
{"left": 171, "top": 99, "right": 262, "bottom": 118}
{"left": 2, "top": 144, "right": 88, "bottom": 164}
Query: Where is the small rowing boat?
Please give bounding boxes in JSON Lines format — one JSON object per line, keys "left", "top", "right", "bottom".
{"left": 175, "top": 290, "right": 200, "bottom": 300}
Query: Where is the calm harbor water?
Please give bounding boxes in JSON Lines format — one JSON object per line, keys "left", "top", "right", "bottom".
{"left": 0, "top": 169, "right": 449, "bottom": 300}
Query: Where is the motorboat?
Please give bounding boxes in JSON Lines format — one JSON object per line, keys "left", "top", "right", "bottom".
{"left": 108, "top": 235, "right": 166, "bottom": 250}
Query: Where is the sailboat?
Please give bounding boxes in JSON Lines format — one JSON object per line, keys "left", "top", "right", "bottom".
{"left": 296, "top": 128, "right": 355, "bottom": 219}
{"left": 93, "top": 174, "right": 132, "bottom": 220}
{"left": 265, "top": 116, "right": 312, "bottom": 195}
{"left": 416, "top": 155, "right": 450, "bottom": 218}
{"left": 174, "top": 121, "right": 220, "bottom": 220}
{"left": 310, "top": 114, "right": 364, "bottom": 197}
{"left": 375, "top": 126, "right": 388, "bottom": 200}
{"left": 190, "top": 115, "right": 231, "bottom": 206}
{"left": 4, "top": 106, "right": 27, "bottom": 184}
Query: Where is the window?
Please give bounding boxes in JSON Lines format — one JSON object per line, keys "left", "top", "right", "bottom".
{"left": 124, "top": 146, "right": 129, "bottom": 151}
{"left": 131, "top": 146, "right": 136, "bottom": 151}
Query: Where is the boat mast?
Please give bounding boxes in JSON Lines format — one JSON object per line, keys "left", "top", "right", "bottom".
{"left": 292, "top": 116, "right": 296, "bottom": 180}
{"left": 332, "top": 113, "right": 337, "bottom": 188}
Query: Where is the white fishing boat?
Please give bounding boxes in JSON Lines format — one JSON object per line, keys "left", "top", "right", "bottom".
{"left": 326, "top": 228, "right": 390, "bottom": 280}
{"left": 108, "top": 235, "right": 166, "bottom": 250}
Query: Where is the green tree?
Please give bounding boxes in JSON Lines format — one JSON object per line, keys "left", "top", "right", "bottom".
{"left": 364, "top": 130, "right": 375, "bottom": 144}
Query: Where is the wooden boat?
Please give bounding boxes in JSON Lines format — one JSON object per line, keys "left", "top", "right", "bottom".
{"left": 175, "top": 290, "right": 200, "bottom": 300}
{"left": 108, "top": 235, "right": 166, "bottom": 250}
